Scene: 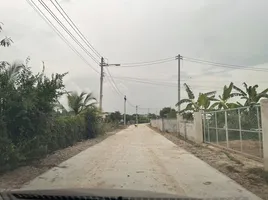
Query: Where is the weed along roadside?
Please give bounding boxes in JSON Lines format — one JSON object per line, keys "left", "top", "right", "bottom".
{"left": 0, "top": 126, "right": 127, "bottom": 191}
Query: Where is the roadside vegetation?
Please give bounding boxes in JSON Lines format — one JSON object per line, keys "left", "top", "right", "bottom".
{"left": 176, "top": 82, "right": 268, "bottom": 120}
{"left": 0, "top": 23, "right": 124, "bottom": 173}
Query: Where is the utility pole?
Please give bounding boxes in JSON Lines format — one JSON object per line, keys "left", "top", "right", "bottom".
{"left": 177, "top": 54, "right": 181, "bottom": 137}
{"left": 99, "top": 58, "right": 120, "bottom": 111}
{"left": 177, "top": 54, "right": 181, "bottom": 113}
{"left": 124, "top": 95, "right": 126, "bottom": 125}
{"left": 136, "top": 105, "right": 138, "bottom": 124}
{"left": 99, "top": 57, "right": 104, "bottom": 111}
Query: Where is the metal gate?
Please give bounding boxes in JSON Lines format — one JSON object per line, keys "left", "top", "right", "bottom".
{"left": 203, "top": 105, "right": 263, "bottom": 159}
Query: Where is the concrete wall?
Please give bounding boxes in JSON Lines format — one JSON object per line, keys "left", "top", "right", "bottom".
{"left": 163, "top": 119, "right": 177, "bottom": 133}
{"left": 150, "top": 111, "right": 204, "bottom": 144}
{"left": 178, "top": 121, "right": 195, "bottom": 141}
{"left": 260, "top": 99, "right": 268, "bottom": 171}
{"left": 150, "top": 118, "right": 163, "bottom": 131}
{"left": 150, "top": 118, "right": 196, "bottom": 142}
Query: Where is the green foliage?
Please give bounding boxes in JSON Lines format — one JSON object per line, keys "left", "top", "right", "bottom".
{"left": 138, "top": 114, "right": 150, "bottom": 123}
{"left": 105, "top": 111, "right": 122, "bottom": 123}
{"left": 148, "top": 113, "right": 157, "bottom": 119}
{"left": 176, "top": 83, "right": 216, "bottom": 118}
{"left": 0, "top": 63, "right": 103, "bottom": 173}
{"left": 177, "top": 82, "right": 268, "bottom": 116}
{"left": 160, "top": 107, "right": 176, "bottom": 118}
{"left": 0, "top": 22, "right": 108, "bottom": 173}
{"left": 0, "top": 22, "right": 13, "bottom": 48}
{"left": 233, "top": 82, "right": 268, "bottom": 106}
{"left": 67, "top": 91, "right": 96, "bottom": 115}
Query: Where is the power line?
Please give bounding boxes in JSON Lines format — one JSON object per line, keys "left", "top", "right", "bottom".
{"left": 110, "top": 76, "right": 223, "bottom": 90}
{"left": 183, "top": 56, "right": 247, "bottom": 68}
{"left": 183, "top": 56, "right": 268, "bottom": 72}
{"left": 120, "top": 56, "right": 176, "bottom": 65}
{"left": 104, "top": 68, "right": 124, "bottom": 96}
{"left": 104, "top": 76, "right": 122, "bottom": 98}
{"left": 38, "top": 0, "right": 100, "bottom": 65}
{"left": 26, "top": 0, "right": 100, "bottom": 74}
{"left": 52, "top": 0, "right": 102, "bottom": 59}
{"left": 112, "top": 57, "right": 176, "bottom": 67}
{"left": 126, "top": 99, "right": 136, "bottom": 108}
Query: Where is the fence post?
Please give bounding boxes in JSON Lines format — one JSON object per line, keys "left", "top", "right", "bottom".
{"left": 177, "top": 113, "right": 181, "bottom": 137}
{"left": 215, "top": 112, "right": 219, "bottom": 145}
{"left": 256, "top": 106, "right": 262, "bottom": 158}
{"left": 225, "top": 111, "right": 229, "bottom": 148}
{"left": 194, "top": 111, "right": 203, "bottom": 143}
{"left": 260, "top": 99, "right": 268, "bottom": 171}
{"left": 238, "top": 108, "right": 243, "bottom": 152}
{"left": 161, "top": 118, "right": 164, "bottom": 132}
{"left": 203, "top": 112, "right": 206, "bottom": 142}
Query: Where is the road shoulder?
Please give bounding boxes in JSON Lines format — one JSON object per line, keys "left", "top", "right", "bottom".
{"left": 149, "top": 126, "right": 268, "bottom": 200}
{"left": 0, "top": 129, "right": 121, "bottom": 191}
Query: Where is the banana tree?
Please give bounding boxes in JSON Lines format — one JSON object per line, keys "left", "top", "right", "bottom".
{"left": 176, "top": 83, "right": 216, "bottom": 115}
{"left": 210, "top": 82, "right": 242, "bottom": 110}
{"left": 233, "top": 82, "right": 268, "bottom": 106}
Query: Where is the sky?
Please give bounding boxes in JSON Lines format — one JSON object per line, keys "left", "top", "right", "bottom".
{"left": 1, "top": 0, "right": 268, "bottom": 114}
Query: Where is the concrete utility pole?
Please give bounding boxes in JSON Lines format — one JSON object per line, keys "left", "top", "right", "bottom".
{"left": 136, "top": 105, "right": 138, "bottom": 124}
{"left": 177, "top": 54, "right": 181, "bottom": 113}
{"left": 124, "top": 95, "right": 127, "bottom": 125}
{"left": 99, "top": 57, "right": 104, "bottom": 111}
{"left": 99, "top": 58, "right": 120, "bottom": 111}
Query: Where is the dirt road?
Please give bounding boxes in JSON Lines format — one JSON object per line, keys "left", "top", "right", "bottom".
{"left": 22, "top": 125, "right": 260, "bottom": 199}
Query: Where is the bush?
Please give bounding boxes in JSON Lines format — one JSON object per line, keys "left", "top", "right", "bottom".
{"left": 0, "top": 112, "right": 104, "bottom": 173}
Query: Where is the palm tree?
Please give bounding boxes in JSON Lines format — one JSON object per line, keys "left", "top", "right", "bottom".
{"left": 210, "top": 82, "right": 241, "bottom": 110}
{"left": 233, "top": 82, "right": 268, "bottom": 106}
{"left": 0, "top": 62, "right": 25, "bottom": 84}
{"left": 176, "top": 83, "right": 216, "bottom": 114}
{"left": 67, "top": 91, "right": 97, "bottom": 115}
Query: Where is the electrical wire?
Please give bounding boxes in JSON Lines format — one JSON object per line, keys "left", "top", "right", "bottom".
{"left": 26, "top": 0, "right": 100, "bottom": 74}
{"left": 104, "top": 76, "right": 123, "bottom": 98}
{"left": 109, "top": 76, "right": 223, "bottom": 90}
{"left": 126, "top": 99, "right": 136, "bottom": 108}
{"left": 52, "top": 0, "right": 102, "bottom": 59}
{"left": 183, "top": 56, "right": 247, "bottom": 68}
{"left": 38, "top": 0, "right": 100, "bottom": 65}
{"left": 120, "top": 56, "right": 176, "bottom": 65}
{"left": 104, "top": 68, "right": 124, "bottom": 96}
{"left": 183, "top": 56, "right": 268, "bottom": 72}
{"left": 119, "top": 59, "right": 175, "bottom": 67}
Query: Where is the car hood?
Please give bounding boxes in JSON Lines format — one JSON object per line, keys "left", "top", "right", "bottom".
{"left": 1, "top": 188, "right": 201, "bottom": 200}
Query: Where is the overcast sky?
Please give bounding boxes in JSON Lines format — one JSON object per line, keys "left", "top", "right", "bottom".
{"left": 1, "top": 0, "right": 268, "bottom": 114}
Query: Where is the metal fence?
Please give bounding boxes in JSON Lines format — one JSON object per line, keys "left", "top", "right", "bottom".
{"left": 203, "top": 105, "right": 263, "bottom": 159}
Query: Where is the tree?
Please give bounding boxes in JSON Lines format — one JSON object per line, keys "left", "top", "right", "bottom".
{"left": 148, "top": 113, "right": 157, "bottom": 119}
{"left": 176, "top": 83, "right": 216, "bottom": 115}
{"left": 105, "top": 111, "right": 122, "bottom": 123}
{"left": 210, "top": 82, "right": 241, "bottom": 110}
{"left": 233, "top": 82, "right": 268, "bottom": 106}
{"left": 67, "top": 91, "right": 96, "bottom": 115}
{"left": 0, "top": 22, "right": 13, "bottom": 68}
{"left": 159, "top": 107, "right": 177, "bottom": 118}
{"left": 0, "top": 22, "right": 13, "bottom": 47}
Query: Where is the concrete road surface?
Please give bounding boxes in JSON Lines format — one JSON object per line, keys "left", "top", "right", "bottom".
{"left": 22, "top": 125, "right": 260, "bottom": 199}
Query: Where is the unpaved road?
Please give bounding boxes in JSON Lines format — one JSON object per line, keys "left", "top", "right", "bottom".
{"left": 22, "top": 125, "right": 260, "bottom": 199}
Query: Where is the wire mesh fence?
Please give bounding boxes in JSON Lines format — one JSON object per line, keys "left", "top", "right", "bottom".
{"left": 203, "top": 105, "right": 263, "bottom": 159}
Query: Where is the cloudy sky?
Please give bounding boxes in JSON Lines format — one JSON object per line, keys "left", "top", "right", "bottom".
{"left": 1, "top": 0, "right": 268, "bottom": 114}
